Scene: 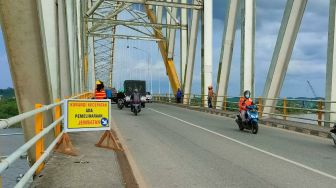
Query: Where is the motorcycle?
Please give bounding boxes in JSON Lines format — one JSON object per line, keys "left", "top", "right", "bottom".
{"left": 117, "top": 98, "right": 125, "bottom": 110}
{"left": 330, "top": 124, "right": 336, "bottom": 145}
{"left": 235, "top": 105, "right": 259, "bottom": 134}
{"left": 131, "top": 103, "right": 141, "bottom": 116}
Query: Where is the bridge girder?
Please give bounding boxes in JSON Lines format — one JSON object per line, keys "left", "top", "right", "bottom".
{"left": 262, "top": 0, "right": 307, "bottom": 117}
{"left": 0, "top": 0, "right": 55, "bottom": 164}
{"left": 85, "top": 0, "right": 203, "bottom": 93}
{"left": 326, "top": 0, "right": 336, "bottom": 126}
{"left": 216, "top": 0, "right": 240, "bottom": 110}
{"left": 240, "top": 0, "right": 256, "bottom": 98}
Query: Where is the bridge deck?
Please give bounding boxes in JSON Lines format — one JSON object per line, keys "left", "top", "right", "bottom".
{"left": 31, "top": 131, "right": 124, "bottom": 188}
{"left": 114, "top": 103, "right": 336, "bottom": 187}
{"left": 30, "top": 103, "right": 336, "bottom": 187}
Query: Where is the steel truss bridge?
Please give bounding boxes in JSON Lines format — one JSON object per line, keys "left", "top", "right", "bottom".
{"left": 1, "top": 0, "right": 336, "bottom": 187}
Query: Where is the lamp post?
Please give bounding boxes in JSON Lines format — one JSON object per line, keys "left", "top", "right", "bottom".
{"left": 133, "top": 47, "right": 152, "bottom": 94}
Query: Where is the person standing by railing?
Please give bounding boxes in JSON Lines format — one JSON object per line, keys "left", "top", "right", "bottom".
{"left": 208, "top": 86, "right": 214, "bottom": 108}
{"left": 95, "top": 80, "right": 107, "bottom": 99}
{"left": 176, "top": 88, "right": 182, "bottom": 103}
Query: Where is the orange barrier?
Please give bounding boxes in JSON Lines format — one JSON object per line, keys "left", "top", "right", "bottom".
{"left": 54, "top": 98, "right": 61, "bottom": 137}
{"left": 34, "top": 104, "right": 44, "bottom": 174}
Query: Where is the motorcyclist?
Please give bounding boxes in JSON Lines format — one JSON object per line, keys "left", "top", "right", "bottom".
{"left": 117, "top": 89, "right": 125, "bottom": 100}
{"left": 331, "top": 123, "right": 336, "bottom": 134}
{"left": 331, "top": 123, "right": 336, "bottom": 145}
{"left": 239, "top": 90, "right": 253, "bottom": 122}
{"left": 130, "top": 88, "right": 141, "bottom": 111}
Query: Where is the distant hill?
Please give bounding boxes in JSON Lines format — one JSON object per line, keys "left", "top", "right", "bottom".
{"left": 0, "top": 87, "right": 15, "bottom": 99}
{"left": 287, "top": 97, "right": 325, "bottom": 100}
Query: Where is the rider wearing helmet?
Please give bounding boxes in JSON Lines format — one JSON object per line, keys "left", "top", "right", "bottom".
{"left": 131, "top": 89, "right": 140, "bottom": 103}
{"left": 117, "top": 89, "right": 125, "bottom": 100}
{"left": 239, "top": 90, "right": 253, "bottom": 122}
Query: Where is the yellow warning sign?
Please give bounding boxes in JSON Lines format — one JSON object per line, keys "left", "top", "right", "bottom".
{"left": 65, "top": 99, "right": 111, "bottom": 132}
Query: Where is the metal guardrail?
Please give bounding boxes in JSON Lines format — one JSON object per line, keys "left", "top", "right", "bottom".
{"left": 0, "top": 92, "right": 93, "bottom": 188}
{"left": 0, "top": 133, "right": 24, "bottom": 136}
{"left": 153, "top": 93, "right": 336, "bottom": 126}
{"left": 0, "top": 92, "right": 92, "bottom": 130}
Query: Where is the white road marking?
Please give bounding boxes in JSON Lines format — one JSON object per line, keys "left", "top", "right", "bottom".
{"left": 149, "top": 107, "right": 336, "bottom": 180}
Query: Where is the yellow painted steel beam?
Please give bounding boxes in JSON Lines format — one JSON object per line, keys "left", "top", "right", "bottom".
{"left": 84, "top": 53, "right": 89, "bottom": 88}
{"left": 144, "top": 5, "right": 180, "bottom": 95}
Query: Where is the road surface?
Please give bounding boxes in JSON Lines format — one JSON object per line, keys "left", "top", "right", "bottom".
{"left": 112, "top": 103, "right": 336, "bottom": 188}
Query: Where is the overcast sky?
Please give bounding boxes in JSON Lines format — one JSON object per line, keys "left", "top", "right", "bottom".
{"left": 0, "top": 0, "right": 330, "bottom": 97}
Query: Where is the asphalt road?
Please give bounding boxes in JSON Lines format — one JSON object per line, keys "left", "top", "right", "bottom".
{"left": 112, "top": 103, "right": 336, "bottom": 188}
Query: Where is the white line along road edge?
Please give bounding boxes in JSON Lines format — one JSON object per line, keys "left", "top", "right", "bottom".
{"left": 148, "top": 108, "right": 336, "bottom": 181}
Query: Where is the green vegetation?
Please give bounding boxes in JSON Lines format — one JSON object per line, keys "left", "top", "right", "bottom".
{"left": 0, "top": 98, "right": 19, "bottom": 119}
{"left": 0, "top": 87, "right": 15, "bottom": 99}
{"left": 0, "top": 88, "right": 20, "bottom": 127}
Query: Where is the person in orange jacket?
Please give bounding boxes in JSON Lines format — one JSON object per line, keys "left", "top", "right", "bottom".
{"left": 239, "top": 90, "right": 253, "bottom": 122}
{"left": 208, "top": 86, "right": 214, "bottom": 108}
{"left": 95, "top": 80, "right": 107, "bottom": 99}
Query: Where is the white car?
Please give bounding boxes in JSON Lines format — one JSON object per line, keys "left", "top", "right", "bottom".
{"left": 146, "top": 92, "right": 152, "bottom": 103}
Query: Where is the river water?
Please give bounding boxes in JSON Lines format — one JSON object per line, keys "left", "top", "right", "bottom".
{"left": 274, "top": 113, "right": 336, "bottom": 127}
{"left": 0, "top": 128, "right": 29, "bottom": 188}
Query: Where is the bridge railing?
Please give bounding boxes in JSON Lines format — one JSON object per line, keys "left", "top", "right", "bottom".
{"left": 0, "top": 92, "right": 93, "bottom": 188}
{"left": 152, "top": 94, "right": 336, "bottom": 127}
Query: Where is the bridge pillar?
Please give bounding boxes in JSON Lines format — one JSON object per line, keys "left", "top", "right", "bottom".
{"left": 86, "top": 0, "right": 96, "bottom": 92}
{"left": 0, "top": 0, "right": 54, "bottom": 164}
{"left": 76, "top": 0, "right": 86, "bottom": 93}
{"left": 37, "top": 0, "right": 60, "bottom": 101}
{"left": 66, "top": 0, "right": 81, "bottom": 95}
{"left": 240, "top": 0, "right": 255, "bottom": 97}
{"left": 216, "top": 0, "right": 240, "bottom": 109}
{"left": 183, "top": 1, "right": 200, "bottom": 104}
{"left": 58, "top": 0, "right": 73, "bottom": 98}
{"left": 180, "top": 0, "right": 188, "bottom": 86}
{"left": 167, "top": 0, "right": 178, "bottom": 60}
{"left": 262, "top": 0, "right": 307, "bottom": 117}
{"left": 326, "top": 0, "right": 336, "bottom": 127}
{"left": 202, "top": 0, "right": 213, "bottom": 106}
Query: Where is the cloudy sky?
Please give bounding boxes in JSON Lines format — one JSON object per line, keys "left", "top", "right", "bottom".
{"left": 0, "top": 0, "right": 330, "bottom": 97}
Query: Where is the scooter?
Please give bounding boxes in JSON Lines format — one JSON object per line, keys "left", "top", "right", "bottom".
{"left": 117, "top": 98, "right": 125, "bottom": 110}
{"left": 330, "top": 124, "right": 336, "bottom": 145}
{"left": 235, "top": 105, "right": 259, "bottom": 134}
{"left": 131, "top": 103, "right": 141, "bottom": 116}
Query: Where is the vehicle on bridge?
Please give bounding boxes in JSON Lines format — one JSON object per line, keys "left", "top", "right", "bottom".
{"left": 124, "top": 80, "right": 146, "bottom": 108}
{"left": 331, "top": 124, "right": 336, "bottom": 145}
{"left": 236, "top": 105, "right": 259, "bottom": 134}
{"left": 117, "top": 98, "right": 125, "bottom": 110}
{"left": 105, "top": 87, "right": 118, "bottom": 103}
{"left": 146, "top": 92, "right": 153, "bottom": 103}
{"left": 131, "top": 103, "right": 141, "bottom": 116}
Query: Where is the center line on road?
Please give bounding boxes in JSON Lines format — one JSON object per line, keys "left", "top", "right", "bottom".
{"left": 148, "top": 107, "right": 336, "bottom": 181}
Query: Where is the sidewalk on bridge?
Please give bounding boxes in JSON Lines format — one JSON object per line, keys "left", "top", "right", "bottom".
{"left": 30, "top": 131, "right": 126, "bottom": 188}
{"left": 157, "top": 101, "right": 332, "bottom": 139}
